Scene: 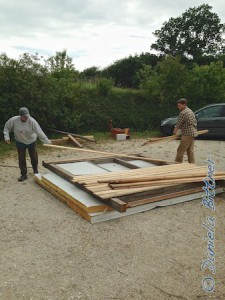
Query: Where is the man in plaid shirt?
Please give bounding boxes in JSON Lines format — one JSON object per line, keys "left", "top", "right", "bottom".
{"left": 173, "top": 98, "right": 197, "bottom": 163}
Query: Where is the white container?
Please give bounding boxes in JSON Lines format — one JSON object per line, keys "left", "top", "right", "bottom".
{"left": 116, "top": 134, "right": 126, "bottom": 141}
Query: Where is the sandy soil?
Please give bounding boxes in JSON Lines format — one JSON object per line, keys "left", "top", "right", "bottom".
{"left": 0, "top": 137, "right": 225, "bottom": 300}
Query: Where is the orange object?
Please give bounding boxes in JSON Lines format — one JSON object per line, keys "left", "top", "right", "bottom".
{"left": 108, "top": 120, "right": 130, "bottom": 139}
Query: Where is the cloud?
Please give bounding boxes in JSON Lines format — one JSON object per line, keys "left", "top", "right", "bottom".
{"left": 0, "top": 0, "right": 224, "bottom": 70}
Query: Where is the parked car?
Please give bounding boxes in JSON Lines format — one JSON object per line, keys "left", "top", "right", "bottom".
{"left": 160, "top": 103, "right": 225, "bottom": 137}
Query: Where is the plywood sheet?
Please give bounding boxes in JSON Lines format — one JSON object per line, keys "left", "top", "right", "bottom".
{"left": 57, "top": 161, "right": 108, "bottom": 175}
{"left": 97, "top": 162, "right": 130, "bottom": 172}
{"left": 127, "top": 160, "right": 157, "bottom": 168}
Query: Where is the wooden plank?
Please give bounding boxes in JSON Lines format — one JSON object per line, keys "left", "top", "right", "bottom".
{"left": 42, "top": 161, "right": 75, "bottom": 182}
{"left": 127, "top": 187, "right": 203, "bottom": 207}
{"left": 110, "top": 198, "right": 127, "bottom": 213}
{"left": 142, "top": 135, "right": 178, "bottom": 146}
{"left": 95, "top": 184, "right": 174, "bottom": 199}
{"left": 141, "top": 130, "right": 209, "bottom": 146}
{"left": 68, "top": 134, "right": 83, "bottom": 148}
{"left": 109, "top": 175, "right": 225, "bottom": 189}
{"left": 42, "top": 155, "right": 116, "bottom": 165}
{"left": 75, "top": 164, "right": 201, "bottom": 185}
{"left": 107, "top": 170, "right": 225, "bottom": 187}
{"left": 119, "top": 182, "right": 203, "bottom": 202}
{"left": 99, "top": 166, "right": 208, "bottom": 184}
{"left": 43, "top": 144, "right": 175, "bottom": 164}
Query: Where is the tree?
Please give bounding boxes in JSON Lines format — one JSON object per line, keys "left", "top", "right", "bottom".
{"left": 80, "top": 66, "right": 101, "bottom": 81}
{"left": 45, "top": 50, "right": 78, "bottom": 79}
{"left": 151, "top": 4, "right": 225, "bottom": 59}
{"left": 102, "top": 53, "right": 160, "bottom": 88}
{"left": 188, "top": 61, "right": 225, "bottom": 106}
{"left": 139, "top": 56, "right": 189, "bottom": 113}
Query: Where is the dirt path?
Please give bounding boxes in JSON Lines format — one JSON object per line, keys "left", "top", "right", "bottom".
{"left": 0, "top": 138, "right": 225, "bottom": 300}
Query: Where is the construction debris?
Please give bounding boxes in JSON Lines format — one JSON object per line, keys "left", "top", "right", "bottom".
{"left": 49, "top": 135, "right": 95, "bottom": 145}
{"left": 49, "top": 128, "right": 96, "bottom": 143}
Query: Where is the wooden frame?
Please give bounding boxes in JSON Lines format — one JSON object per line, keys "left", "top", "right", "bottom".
{"left": 42, "top": 156, "right": 169, "bottom": 212}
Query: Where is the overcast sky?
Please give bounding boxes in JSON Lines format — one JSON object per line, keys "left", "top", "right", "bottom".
{"left": 0, "top": 0, "right": 224, "bottom": 71}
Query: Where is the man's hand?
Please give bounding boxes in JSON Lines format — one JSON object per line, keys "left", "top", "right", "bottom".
{"left": 5, "top": 140, "right": 10, "bottom": 144}
{"left": 173, "top": 127, "right": 178, "bottom": 135}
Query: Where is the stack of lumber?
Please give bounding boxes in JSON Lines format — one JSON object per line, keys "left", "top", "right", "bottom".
{"left": 72, "top": 163, "right": 225, "bottom": 200}
{"left": 35, "top": 156, "right": 225, "bottom": 223}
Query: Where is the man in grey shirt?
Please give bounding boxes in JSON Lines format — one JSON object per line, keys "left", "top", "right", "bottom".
{"left": 3, "top": 107, "right": 51, "bottom": 181}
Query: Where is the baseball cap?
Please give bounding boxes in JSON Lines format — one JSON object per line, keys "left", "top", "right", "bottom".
{"left": 19, "top": 107, "right": 29, "bottom": 116}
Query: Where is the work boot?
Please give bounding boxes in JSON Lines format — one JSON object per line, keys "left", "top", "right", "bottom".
{"left": 18, "top": 175, "right": 28, "bottom": 182}
{"left": 33, "top": 168, "right": 39, "bottom": 174}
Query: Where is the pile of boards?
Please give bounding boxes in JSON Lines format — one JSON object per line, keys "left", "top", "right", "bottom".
{"left": 34, "top": 156, "right": 225, "bottom": 223}
{"left": 50, "top": 132, "right": 96, "bottom": 148}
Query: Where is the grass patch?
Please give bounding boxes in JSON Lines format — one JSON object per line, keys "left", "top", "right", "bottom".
{"left": 0, "top": 141, "right": 15, "bottom": 156}
{"left": 131, "top": 130, "right": 161, "bottom": 138}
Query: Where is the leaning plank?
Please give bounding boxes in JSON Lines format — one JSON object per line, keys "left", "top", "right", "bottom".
{"left": 68, "top": 134, "right": 83, "bottom": 148}
{"left": 142, "top": 130, "right": 209, "bottom": 146}
{"left": 43, "top": 144, "right": 175, "bottom": 164}
{"left": 142, "top": 135, "right": 178, "bottom": 146}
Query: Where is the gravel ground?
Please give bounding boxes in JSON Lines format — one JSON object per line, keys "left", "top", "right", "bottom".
{"left": 0, "top": 137, "right": 225, "bottom": 300}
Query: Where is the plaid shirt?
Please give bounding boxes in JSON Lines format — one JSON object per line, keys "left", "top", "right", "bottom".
{"left": 176, "top": 107, "right": 197, "bottom": 137}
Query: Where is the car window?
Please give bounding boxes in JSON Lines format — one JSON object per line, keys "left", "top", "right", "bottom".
{"left": 197, "top": 106, "right": 222, "bottom": 118}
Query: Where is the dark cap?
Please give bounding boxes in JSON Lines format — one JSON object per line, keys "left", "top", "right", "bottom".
{"left": 19, "top": 107, "right": 29, "bottom": 116}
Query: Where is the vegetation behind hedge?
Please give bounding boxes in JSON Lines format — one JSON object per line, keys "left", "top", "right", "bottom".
{"left": 1, "top": 52, "right": 225, "bottom": 140}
